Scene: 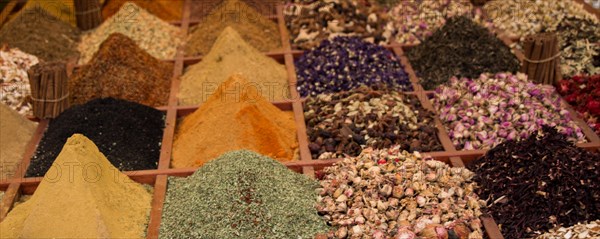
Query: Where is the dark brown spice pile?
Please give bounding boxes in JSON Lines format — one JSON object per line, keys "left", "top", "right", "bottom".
{"left": 69, "top": 33, "right": 173, "bottom": 107}
{"left": 304, "top": 87, "right": 442, "bottom": 160}
{"left": 406, "top": 16, "right": 520, "bottom": 90}
{"left": 0, "top": 8, "right": 80, "bottom": 62}
{"left": 468, "top": 127, "right": 600, "bottom": 239}
{"left": 26, "top": 97, "right": 165, "bottom": 177}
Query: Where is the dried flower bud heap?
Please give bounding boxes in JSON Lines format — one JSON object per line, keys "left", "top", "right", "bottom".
{"left": 296, "top": 37, "right": 411, "bottom": 97}
{"left": 387, "top": 0, "right": 485, "bottom": 44}
{"left": 433, "top": 72, "right": 586, "bottom": 150}
{"left": 284, "top": 0, "right": 393, "bottom": 50}
{"left": 0, "top": 47, "right": 39, "bottom": 116}
{"left": 534, "top": 220, "right": 600, "bottom": 239}
{"left": 468, "top": 127, "right": 600, "bottom": 239}
{"left": 557, "top": 75, "right": 600, "bottom": 134}
{"left": 406, "top": 16, "right": 520, "bottom": 90}
{"left": 304, "top": 86, "right": 442, "bottom": 159}
{"left": 317, "top": 146, "right": 486, "bottom": 238}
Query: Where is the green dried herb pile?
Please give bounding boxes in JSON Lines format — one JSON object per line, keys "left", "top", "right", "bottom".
{"left": 160, "top": 150, "right": 329, "bottom": 238}
{"left": 406, "top": 16, "right": 520, "bottom": 90}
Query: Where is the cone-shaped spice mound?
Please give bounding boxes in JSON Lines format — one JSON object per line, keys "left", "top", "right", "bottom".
{"left": 70, "top": 33, "right": 173, "bottom": 107}
{"left": 0, "top": 7, "right": 80, "bottom": 62}
{"left": 0, "top": 134, "right": 152, "bottom": 239}
{"left": 102, "top": 0, "right": 183, "bottom": 21}
{"left": 179, "top": 27, "right": 289, "bottom": 105}
{"left": 78, "top": 2, "right": 184, "bottom": 64}
{"left": 406, "top": 16, "right": 520, "bottom": 90}
{"left": 172, "top": 75, "right": 297, "bottom": 168}
{"left": 161, "top": 150, "right": 329, "bottom": 238}
{"left": 468, "top": 127, "right": 600, "bottom": 239}
{"left": 185, "top": 0, "right": 281, "bottom": 56}
{"left": 0, "top": 104, "right": 36, "bottom": 180}
{"left": 27, "top": 98, "right": 164, "bottom": 177}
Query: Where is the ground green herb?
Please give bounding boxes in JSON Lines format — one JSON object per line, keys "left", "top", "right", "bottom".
{"left": 160, "top": 150, "right": 329, "bottom": 239}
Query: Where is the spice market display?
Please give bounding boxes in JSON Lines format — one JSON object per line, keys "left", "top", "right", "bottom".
{"left": 0, "top": 1, "right": 599, "bottom": 239}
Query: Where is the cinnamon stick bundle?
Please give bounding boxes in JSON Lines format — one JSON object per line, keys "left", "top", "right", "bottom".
{"left": 520, "top": 32, "right": 562, "bottom": 85}
{"left": 28, "top": 62, "right": 70, "bottom": 119}
{"left": 75, "top": 0, "right": 102, "bottom": 31}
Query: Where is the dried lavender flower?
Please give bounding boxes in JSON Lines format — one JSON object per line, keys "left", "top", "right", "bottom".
{"left": 296, "top": 37, "right": 411, "bottom": 97}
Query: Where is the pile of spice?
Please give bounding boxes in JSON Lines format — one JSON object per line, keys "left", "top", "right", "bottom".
{"left": 26, "top": 98, "right": 164, "bottom": 177}
{"left": 317, "top": 146, "right": 485, "bottom": 238}
{"left": 406, "top": 16, "right": 520, "bottom": 90}
{"left": 179, "top": 27, "right": 289, "bottom": 105}
{"left": 185, "top": 0, "right": 281, "bottom": 56}
{"left": 552, "top": 16, "right": 600, "bottom": 77}
{"left": 77, "top": 2, "right": 184, "bottom": 64}
{"left": 468, "top": 127, "right": 600, "bottom": 239}
{"left": 172, "top": 75, "right": 297, "bottom": 168}
{"left": 1, "top": 47, "right": 39, "bottom": 116}
{"left": 296, "top": 37, "right": 411, "bottom": 97}
{"left": 387, "top": 0, "right": 484, "bottom": 44}
{"left": 0, "top": 134, "right": 152, "bottom": 238}
{"left": 190, "top": 0, "right": 283, "bottom": 20}
{"left": 433, "top": 72, "right": 585, "bottom": 150}
{"left": 162, "top": 150, "right": 329, "bottom": 238}
{"left": 484, "top": 0, "right": 596, "bottom": 39}
{"left": 16, "top": 0, "right": 84, "bottom": 27}
{"left": 557, "top": 75, "right": 600, "bottom": 134}
{"left": 0, "top": 104, "right": 36, "bottom": 180}
{"left": 535, "top": 220, "right": 600, "bottom": 239}
{"left": 70, "top": 33, "right": 173, "bottom": 107}
{"left": 304, "top": 87, "right": 443, "bottom": 160}
{"left": 284, "top": 0, "right": 392, "bottom": 50}
{"left": 0, "top": 191, "right": 3, "bottom": 202}
{"left": 0, "top": 8, "right": 81, "bottom": 62}
{"left": 102, "top": 0, "right": 183, "bottom": 21}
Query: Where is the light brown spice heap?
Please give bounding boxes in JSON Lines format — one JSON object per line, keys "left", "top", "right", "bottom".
{"left": 0, "top": 134, "right": 152, "bottom": 238}
{"left": 172, "top": 74, "right": 298, "bottom": 168}
{"left": 185, "top": 0, "right": 282, "bottom": 56}
{"left": 0, "top": 104, "right": 36, "bottom": 180}
{"left": 179, "top": 27, "right": 289, "bottom": 105}
{"left": 77, "top": 2, "right": 184, "bottom": 64}
{"left": 535, "top": 220, "right": 600, "bottom": 239}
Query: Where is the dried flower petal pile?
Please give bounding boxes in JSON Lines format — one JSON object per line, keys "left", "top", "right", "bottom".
{"left": 406, "top": 16, "right": 520, "bottom": 90}
{"left": 468, "top": 127, "right": 600, "bottom": 239}
{"left": 557, "top": 75, "right": 600, "bottom": 134}
{"left": 317, "top": 146, "right": 485, "bottom": 238}
{"left": 433, "top": 72, "right": 586, "bottom": 150}
{"left": 387, "top": 0, "right": 484, "bottom": 44}
{"left": 296, "top": 37, "right": 411, "bottom": 97}
{"left": 304, "top": 87, "right": 442, "bottom": 160}
{"left": 284, "top": 0, "right": 393, "bottom": 50}
{"left": 0, "top": 47, "right": 39, "bottom": 116}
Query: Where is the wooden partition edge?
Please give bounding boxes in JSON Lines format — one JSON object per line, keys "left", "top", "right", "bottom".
{"left": 8, "top": 120, "right": 47, "bottom": 181}
{"left": 0, "top": 0, "right": 17, "bottom": 27}
{"left": 482, "top": 216, "right": 505, "bottom": 239}
{"left": 0, "top": 182, "right": 20, "bottom": 222}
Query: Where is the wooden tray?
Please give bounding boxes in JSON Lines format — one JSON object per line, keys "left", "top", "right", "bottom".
{"left": 2, "top": 1, "right": 600, "bottom": 239}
